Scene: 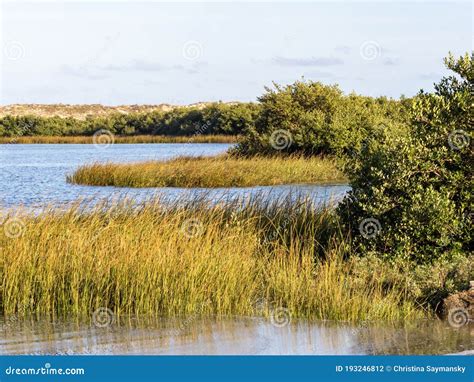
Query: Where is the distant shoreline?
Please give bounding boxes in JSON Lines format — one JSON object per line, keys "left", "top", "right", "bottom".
{"left": 0, "top": 135, "right": 239, "bottom": 144}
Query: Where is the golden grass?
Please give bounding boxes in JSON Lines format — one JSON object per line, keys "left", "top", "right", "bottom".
{"left": 68, "top": 155, "right": 346, "bottom": 188}
{"left": 0, "top": 135, "right": 238, "bottom": 144}
{"left": 0, "top": 197, "right": 424, "bottom": 322}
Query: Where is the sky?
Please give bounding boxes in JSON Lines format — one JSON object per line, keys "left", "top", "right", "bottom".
{"left": 0, "top": 0, "right": 472, "bottom": 105}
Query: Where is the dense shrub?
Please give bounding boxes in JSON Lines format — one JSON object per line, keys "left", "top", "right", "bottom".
{"left": 0, "top": 115, "right": 83, "bottom": 136}
{"left": 233, "top": 81, "right": 410, "bottom": 157}
{"left": 0, "top": 103, "right": 260, "bottom": 137}
{"left": 351, "top": 252, "right": 473, "bottom": 310}
{"left": 338, "top": 53, "right": 473, "bottom": 264}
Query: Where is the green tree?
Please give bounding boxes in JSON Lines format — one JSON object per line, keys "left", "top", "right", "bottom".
{"left": 234, "top": 80, "right": 409, "bottom": 157}
{"left": 338, "top": 53, "right": 473, "bottom": 263}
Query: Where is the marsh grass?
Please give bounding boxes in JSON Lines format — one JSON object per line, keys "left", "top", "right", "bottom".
{"left": 1, "top": 196, "right": 423, "bottom": 322}
{"left": 68, "top": 155, "right": 346, "bottom": 188}
{"left": 0, "top": 135, "right": 238, "bottom": 144}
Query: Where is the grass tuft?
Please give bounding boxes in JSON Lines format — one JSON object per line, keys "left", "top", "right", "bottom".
{"left": 67, "top": 155, "right": 346, "bottom": 188}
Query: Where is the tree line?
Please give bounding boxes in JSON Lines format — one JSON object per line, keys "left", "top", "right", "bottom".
{"left": 0, "top": 103, "right": 260, "bottom": 137}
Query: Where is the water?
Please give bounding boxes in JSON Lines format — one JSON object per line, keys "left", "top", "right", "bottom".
{"left": 1, "top": 316, "right": 472, "bottom": 355}
{"left": 0, "top": 144, "right": 349, "bottom": 208}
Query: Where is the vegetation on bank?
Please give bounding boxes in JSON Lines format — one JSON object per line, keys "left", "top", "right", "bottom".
{"left": 67, "top": 156, "right": 344, "bottom": 188}
{"left": 0, "top": 197, "right": 425, "bottom": 321}
{"left": 0, "top": 134, "right": 238, "bottom": 144}
{"left": 0, "top": 102, "right": 260, "bottom": 138}
{"left": 233, "top": 82, "right": 411, "bottom": 157}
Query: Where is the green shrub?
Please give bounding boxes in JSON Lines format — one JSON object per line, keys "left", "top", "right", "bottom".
{"left": 338, "top": 53, "right": 473, "bottom": 263}
{"left": 233, "top": 80, "right": 410, "bottom": 157}
{"left": 350, "top": 252, "right": 473, "bottom": 310}
{"left": 0, "top": 115, "right": 82, "bottom": 136}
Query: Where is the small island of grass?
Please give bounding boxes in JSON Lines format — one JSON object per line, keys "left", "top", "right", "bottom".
{"left": 67, "top": 155, "right": 345, "bottom": 188}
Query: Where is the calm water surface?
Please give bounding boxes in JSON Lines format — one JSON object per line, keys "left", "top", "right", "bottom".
{"left": 0, "top": 144, "right": 349, "bottom": 208}
{"left": 1, "top": 316, "right": 472, "bottom": 355}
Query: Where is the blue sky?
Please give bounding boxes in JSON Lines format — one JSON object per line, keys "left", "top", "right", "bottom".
{"left": 0, "top": 1, "right": 472, "bottom": 105}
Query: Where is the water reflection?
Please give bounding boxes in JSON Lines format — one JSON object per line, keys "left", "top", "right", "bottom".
{"left": 1, "top": 316, "right": 471, "bottom": 355}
